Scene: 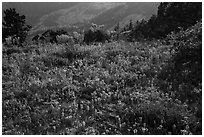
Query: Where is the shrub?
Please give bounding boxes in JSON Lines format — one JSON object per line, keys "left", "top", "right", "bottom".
{"left": 160, "top": 21, "right": 202, "bottom": 102}
{"left": 84, "top": 29, "right": 109, "bottom": 44}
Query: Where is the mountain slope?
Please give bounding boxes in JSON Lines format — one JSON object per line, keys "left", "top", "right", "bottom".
{"left": 2, "top": 2, "right": 78, "bottom": 25}
{"left": 35, "top": 2, "right": 125, "bottom": 30}
{"left": 91, "top": 2, "right": 159, "bottom": 29}
{"left": 2, "top": 2, "right": 159, "bottom": 32}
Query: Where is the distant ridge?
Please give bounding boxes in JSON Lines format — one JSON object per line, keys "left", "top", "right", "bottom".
{"left": 3, "top": 2, "right": 159, "bottom": 33}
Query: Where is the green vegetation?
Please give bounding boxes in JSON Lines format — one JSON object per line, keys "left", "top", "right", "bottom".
{"left": 3, "top": 8, "right": 32, "bottom": 45}
{"left": 120, "top": 2, "right": 202, "bottom": 41}
{"left": 2, "top": 2, "right": 202, "bottom": 135}
{"left": 2, "top": 22, "right": 202, "bottom": 135}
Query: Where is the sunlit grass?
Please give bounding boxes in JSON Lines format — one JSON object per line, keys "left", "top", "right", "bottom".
{"left": 2, "top": 35, "right": 201, "bottom": 135}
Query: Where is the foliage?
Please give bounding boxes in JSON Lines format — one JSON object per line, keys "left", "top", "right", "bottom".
{"left": 43, "top": 29, "right": 68, "bottom": 43}
{"left": 126, "top": 2, "right": 202, "bottom": 41}
{"left": 157, "top": 21, "right": 202, "bottom": 135}
{"left": 2, "top": 2, "right": 202, "bottom": 135}
{"left": 3, "top": 8, "right": 32, "bottom": 45}
{"left": 158, "top": 21, "right": 202, "bottom": 107}
{"left": 84, "top": 29, "right": 109, "bottom": 44}
{"left": 2, "top": 39, "right": 201, "bottom": 134}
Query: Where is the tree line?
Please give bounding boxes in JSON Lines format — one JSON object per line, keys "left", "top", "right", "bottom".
{"left": 118, "top": 2, "right": 202, "bottom": 41}
{"left": 2, "top": 2, "right": 202, "bottom": 46}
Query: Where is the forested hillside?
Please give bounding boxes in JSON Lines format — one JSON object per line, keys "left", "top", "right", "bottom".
{"left": 120, "top": 2, "right": 202, "bottom": 40}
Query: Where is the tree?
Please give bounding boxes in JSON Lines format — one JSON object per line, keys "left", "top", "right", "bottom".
{"left": 124, "top": 2, "right": 202, "bottom": 41}
{"left": 155, "top": 2, "right": 202, "bottom": 37}
{"left": 128, "top": 19, "right": 133, "bottom": 31}
{"left": 3, "top": 8, "right": 32, "bottom": 45}
{"left": 114, "top": 23, "right": 120, "bottom": 40}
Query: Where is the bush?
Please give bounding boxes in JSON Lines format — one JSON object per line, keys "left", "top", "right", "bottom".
{"left": 84, "top": 29, "right": 109, "bottom": 44}
{"left": 160, "top": 21, "right": 202, "bottom": 102}
{"left": 156, "top": 21, "right": 202, "bottom": 135}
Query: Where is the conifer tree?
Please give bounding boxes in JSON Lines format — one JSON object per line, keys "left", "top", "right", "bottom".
{"left": 3, "top": 8, "right": 31, "bottom": 45}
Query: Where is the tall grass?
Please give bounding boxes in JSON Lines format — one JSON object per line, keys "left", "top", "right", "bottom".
{"left": 2, "top": 22, "right": 202, "bottom": 134}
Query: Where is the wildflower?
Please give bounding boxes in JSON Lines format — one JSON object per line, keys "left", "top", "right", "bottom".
{"left": 185, "top": 125, "right": 190, "bottom": 131}
{"left": 181, "top": 129, "right": 188, "bottom": 135}
{"left": 139, "top": 117, "right": 143, "bottom": 123}
{"left": 82, "top": 121, "right": 86, "bottom": 126}
{"left": 141, "top": 127, "right": 148, "bottom": 133}
{"left": 133, "top": 129, "right": 138, "bottom": 134}
{"left": 157, "top": 125, "right": 163, "bottom": 130}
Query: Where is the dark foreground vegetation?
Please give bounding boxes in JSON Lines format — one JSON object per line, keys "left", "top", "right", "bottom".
{"left": 2, "top": 2, "right": 202, "bottom": 135}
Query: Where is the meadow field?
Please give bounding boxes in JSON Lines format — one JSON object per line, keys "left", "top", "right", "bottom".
{"left": 2, "top": 21, "right": 202, "bottom": 135}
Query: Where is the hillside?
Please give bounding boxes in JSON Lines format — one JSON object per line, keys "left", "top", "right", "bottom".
{"left": 2, "top": 2, "right": 159, "bottom": 32}
{"left": 2, "top": 2, "right": 202, "bottom": 135}
{"left": 2, "top": 21, "right": 202, "bottom": 135}
{"left": 2, "top": 2, "right": 78, "bottom": 26}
